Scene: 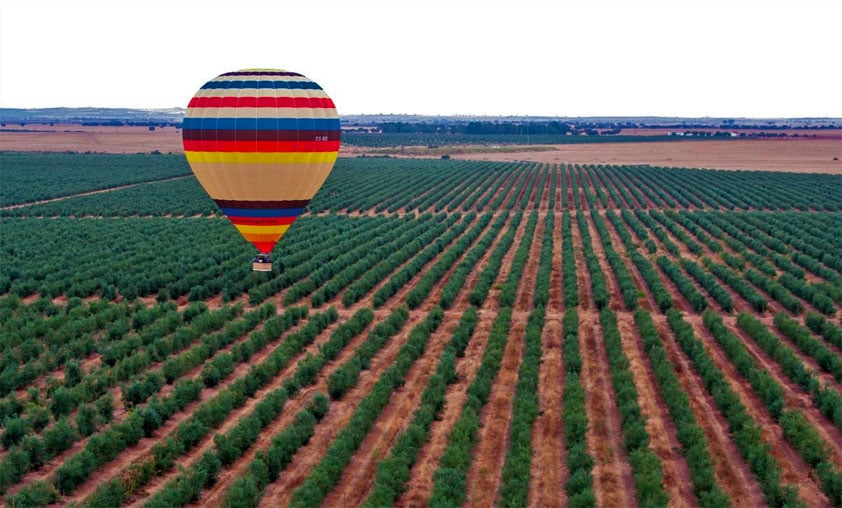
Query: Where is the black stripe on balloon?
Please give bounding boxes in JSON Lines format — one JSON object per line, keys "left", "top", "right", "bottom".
{"left": 215, "top": 199, "right": 310, "bottom": 209}
{"left": 182, "top": 129, "right": 340, "bottom": 142}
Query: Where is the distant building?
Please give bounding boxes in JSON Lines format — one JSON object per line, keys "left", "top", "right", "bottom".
{"left": 342, "top": 125, "right": 382, "bottom": 134}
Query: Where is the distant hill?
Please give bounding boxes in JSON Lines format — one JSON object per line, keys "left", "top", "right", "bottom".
{"left": 0, "top": 107, "right": 184, "bottom": 126}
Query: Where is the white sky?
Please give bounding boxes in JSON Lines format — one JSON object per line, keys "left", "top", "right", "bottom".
{"left": 1, "top": 0, "right": 840, "bottom": 117}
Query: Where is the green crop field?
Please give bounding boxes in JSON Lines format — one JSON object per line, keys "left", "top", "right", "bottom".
{"left": 1, "top": 151, "right": 841, "bottom": 507}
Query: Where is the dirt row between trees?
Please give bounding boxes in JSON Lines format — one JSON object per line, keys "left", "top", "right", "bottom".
{"left": 260, "top": 215, "right": 518, "bottom": 506}
{"left": 62, "top": 316, "right": 317, "bottom": 504}
{"left": 397, "top": 212, "right": 525, "bottom": 505}
{"left": 569, "top": 211, "right": 637, "bottom": 507}
{"left": 6, "top": 311, "right": 301, "bottom": 498}
{"left": 464, "top": 205, "right": 542, "bottom": 506}
{"left": 581, "top": 210, "right": 697, "bottom": 506}
{"left": 593, "top": 208, "right": 764, "bottom": 502}
{"left": 528, "top": 173, "right": 567, "bottom": 507}
{"left": 614, "top": 210, "right": 833, "bottom": 506}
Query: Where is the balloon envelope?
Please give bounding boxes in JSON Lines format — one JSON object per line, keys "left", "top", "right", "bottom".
{"left": 182, "top": 69, "right": 340, "bottom": 253}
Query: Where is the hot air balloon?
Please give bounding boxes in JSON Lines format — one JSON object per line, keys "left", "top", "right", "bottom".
{"left": 182, "top": 69, "right": 340, "bottom": 271}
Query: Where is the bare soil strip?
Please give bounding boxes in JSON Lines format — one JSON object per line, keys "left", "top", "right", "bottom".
{"left": 579, "top": 313, "right": 636, "bottom": 507}
{"left": 682, "top": 314, "right": 829, "bottom": 506}
{"left": 0, "top": 175, "right": 191, "bottom": 211}
{"left": 652, "top": 315, "right": 766, "bottom": 505}
{"left": 259, "top": 313, "right": 423, "bottom": 507}
{"left": 582, "top": 210, "right": 696, "bottom": 506}
{"left": 464, "top": 318, "right": 526, "bottom": 506}
{"left": 617, "top": 313, "right": 697, "bottom": 507}
{"left": 571, "top": 212, "right": 636, "bottom": 507}
{"left": 528, "top": 318, "right": 565, "bottom": 508}
{"left": 67, "top": 316, "right": 318, "bottom": 505}
{"left": 529, "top": 203, "right": 566, "bottom": 507}
{"left": 137, "top": 317, "right": 376, "bottom": 507}
{"left": 320, "top": 313, "right": 461, "bottom": 506}
{"left": 451, "top": 138, "right": 842, "bottom": 174}
{"left": 5, "top": 126, "right": 840, "bottom": 173}
{"left": 398, "top": 213, "right": 528, "bottom": 506}
{"left": 464, "top": 208, "right": 542, "bottom": 506}
{"left": 396, "top": 308, "right": 494, "bottom": 506}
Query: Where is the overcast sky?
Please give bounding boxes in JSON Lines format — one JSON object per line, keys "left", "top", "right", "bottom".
{"left": 1, "top": 0, "right": 839, "bottom": 117}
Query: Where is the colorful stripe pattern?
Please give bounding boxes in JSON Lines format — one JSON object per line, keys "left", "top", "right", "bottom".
{"left": 183, "top": 69, "right": 340, "bottom": 253}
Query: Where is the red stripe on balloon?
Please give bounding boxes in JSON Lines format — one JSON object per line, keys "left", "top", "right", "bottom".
{"left": 252, "top": 241, "right": 276, "bottom": 254}
{"left": 182, "top": 139, "right": 340, "bottom": 152}
{"left": 188, "top": 96, "right": 336, "bottom": 108}
{"left": 182, "top": 129, "right": 340, "bottom": 142}
{"left": 227, "top": 216, "right": 297, "bottom": 226}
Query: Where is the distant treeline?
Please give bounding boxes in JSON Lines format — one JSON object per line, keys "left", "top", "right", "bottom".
{"left": 366, "top": 120, "right": 837, "bottom": 136}
{"left": 341, "top": 132, "right": 683, "bottom": 147}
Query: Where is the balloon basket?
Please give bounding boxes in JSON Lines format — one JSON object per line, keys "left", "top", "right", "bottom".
{"left": 252, "top": 254, "right": 272, "bottom": 272}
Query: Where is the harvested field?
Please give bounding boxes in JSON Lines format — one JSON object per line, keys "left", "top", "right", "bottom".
{"left": 2, "top": 123, "right": 840, "bottom": 173}
{"left": 452, "top": 138, "right": 842, "bottom": 174}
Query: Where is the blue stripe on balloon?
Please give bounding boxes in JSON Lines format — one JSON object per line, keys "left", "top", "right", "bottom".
{"left": 202, "top": 80, "right": 322, "bottom": 90}
{"left": 220, "top": 207, "right": 304, "bottom": 218}
{"left": 182, "top": 117, "right": 340, "bottom": 131}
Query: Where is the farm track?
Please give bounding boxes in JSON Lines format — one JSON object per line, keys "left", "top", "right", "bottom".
{"left": 0, "top": 175, "right": 192, "bottom": 211}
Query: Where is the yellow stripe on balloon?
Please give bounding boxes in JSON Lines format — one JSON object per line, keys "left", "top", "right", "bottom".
{"left": 185, "top": 151, "right": 338, "bottom": 165}
{"left": 233, "top": 224, "right": 291, "bottom": 236}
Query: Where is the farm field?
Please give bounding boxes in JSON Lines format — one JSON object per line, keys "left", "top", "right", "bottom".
{"left": 1, "top": 152, "right": 842, "bottom": 507}
{"left": 1, "top": 124, "right": 841, "bottom": 173}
